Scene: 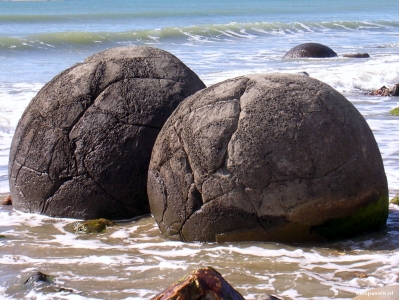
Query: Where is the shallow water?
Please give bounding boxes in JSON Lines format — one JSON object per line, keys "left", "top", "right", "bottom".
{"left": 2, "top": 203, "right": 399, "bottom": 300}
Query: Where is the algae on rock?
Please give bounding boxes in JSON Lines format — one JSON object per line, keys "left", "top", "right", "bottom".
{"left": 312, "top": 192, "right": 389, "bottom": 240}
{"left": 74, "top": 218, "right": 115, "bottom": 234}
{"left": 390, "top": 194, "right": 399, "bottom": 205}
{"left": 389, "top": 107, "right": 399, "bottom": 116}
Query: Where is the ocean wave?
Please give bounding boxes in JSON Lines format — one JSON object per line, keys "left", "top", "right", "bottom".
{"left": 0, "top": 10, "right": 263, "bottom": 23}
{"left": 1, "top": 20, "right": 398, "bottom": 51}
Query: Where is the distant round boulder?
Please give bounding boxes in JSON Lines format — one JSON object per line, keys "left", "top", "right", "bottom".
{"left": 9, "top": 46, "right": 205, "bottom": 220}
{"left": 283, "top": 43, "right": 338, "bottom": 59}
{"left": 148, "top": 73, "right": 388, "bottom": 243}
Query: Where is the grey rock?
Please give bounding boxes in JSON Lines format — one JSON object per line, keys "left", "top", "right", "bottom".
{"left": 256, "top": 294, "right": 283, "bottom": 300}
{"left": 368, "top": 83, "right": 399, "bottom": 97}
{"left": 148, "top": 73, "right": 388, "bottom": 243}
{"left": 9, "top": 46, "right": 205, "bottom": 220}
{"left": 23, "top": 271, "right": 76, "bottom": 295}
{"left": 391, "top": 83, "right": 399, "bottom": 96}
{"left": 24, "top": 271, "right": 52, "bottom": 285}
{"left": 342, "top": 53, "right": 370, "bottom": 58}
{"left": 283, "top": 43, "right": 338, "bottom": 59}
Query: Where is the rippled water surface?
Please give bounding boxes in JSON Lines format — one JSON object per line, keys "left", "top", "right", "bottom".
{"left": 1, "top": 204, "right": 399, "bottom": 300}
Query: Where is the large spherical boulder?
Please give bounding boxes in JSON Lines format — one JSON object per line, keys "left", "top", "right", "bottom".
{"left": 283, "top": 43, "right": 338, "bottom": 59}
{"left": 9, "top": 46, "right": 205, "bottom": 220}
{"left": 148, "top": 73, "right": 388, "bottom": 243}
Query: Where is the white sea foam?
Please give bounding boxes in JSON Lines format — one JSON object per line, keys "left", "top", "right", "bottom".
{"left": 0, "top": 82, "right": 42, "bottom": 193}
{"left": 1, "top": 205, "right": 399, "bottom": 299}
{"left": 314, "top": 57, "right": 399, "bottom": 93}
{"left": 109, "top": 229, "right": 130, "bottom": 239}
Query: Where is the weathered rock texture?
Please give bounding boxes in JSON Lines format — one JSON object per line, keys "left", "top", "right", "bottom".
{"left": 148, "top": 73, "right": 388, "bottom": 243}
{"left": 368, "top": 84, "right": 399, "bottom": 97}
{"left": 9, "top": 46, "right": 205, "bottom": 220}
{"left": 342, "top": 53, "right": 370, "bottom": 58}
{"left": 283, "top": 43, "right": 338, "bottom": 59}
{"left": 151, "top": 267, "right": 245, "bottom": 300}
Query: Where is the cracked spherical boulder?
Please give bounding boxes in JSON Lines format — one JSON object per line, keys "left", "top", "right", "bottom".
{"left": 283, "top": 43, "right": 338, "bottom": 59}
{"left": 148, "top": 73, "right": 388, "bottom": 243}
{"left": 9, "top": 46, "right": 205, "bottom": 220}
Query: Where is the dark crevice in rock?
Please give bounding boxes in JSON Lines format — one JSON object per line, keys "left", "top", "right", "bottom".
{"left": 240, "top": 185, "right": 259, "bottom": 216}
{"left": 211, "top": 100, "right": 241, "bottom": 175}
{"left": 314, "top": 151, "right": 356, "bottom": 180}
{"left": 41, "top": 173, "right": 75, "bottom": 215}
{"left": 67, "top": 74, "right": 176, "bottom": 139}
{"left": 41, "top": 198, "right": 54, "bottom": 216}
{"left": 172, "top": 122, "right": 192, "bottom": 176}
{"left": 12, "top": 162, "right": 24, "bottom": 202}
{"left": 91, "top": 61, "right": 108, "bottom": 98}
{"left": 65, "top": 61, "right": 146, "bottom": 136}
{"left": 115, "top": 120, "right": 162, "bottom": 130}
{"left": 15, "top": 164, "right": 50, "bottom": 177}
{"left": 201, "top": 170, "right": 236, "bottom": 204}
{"left": 66, "top": 100, "right": 95, "bottom": 139}
{"left": 12, "top": 161, "right": 23, "bottom": 183}
{"left": 39, "top": 198, "right": 47, "bottom": 215}
{"left": 156, "top": 172, "right": 168, "bottom": 226}
{"left": 18, "top": 123, "right": 39, "bottom": 168}
{"left": 46, "top": 136, "right": 65, "bottom": 179}
{"left": 71, "top": 140, "right": 79, "bottom": 176}
{"left": 179, "top": 183, "right": 202, "bottom": 242}
{"left": 256, "top": 220, "right": 280, "bottom": 242}
{"left": 180, "top": 199, "right": 212, "bottom": 242}
{"left": 169, "top": 78, "right": 249, "bottom": 122}
{"left": 318, "top": 92, "right": 347, "bottom": 126}
{"left": 239, "top": 173, "right": 280, "bottom": 240}
{"left": 41, "top": 174, "right": 76, "bottom": 215}
{"left": 83, "top": 168, "right": 134, "bottom": 211}
{"left": 172, "top": 124, "right": 204, "bottom": 240}
{"left": 206, "top": 80, "right": 249, "bottom": 180}
{"left": 179, "top": 81, "right": 252, "bottom": 241}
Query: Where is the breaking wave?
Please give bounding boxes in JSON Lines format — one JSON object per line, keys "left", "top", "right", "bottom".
{"left": 1, "top": 20, "right": 398, "bottom": 51}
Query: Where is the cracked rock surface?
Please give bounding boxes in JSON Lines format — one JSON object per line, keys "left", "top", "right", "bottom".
{"left": 283, "top": 43, "right": 338, "bottom": 59}
{"left": 148, "top": 73, "right": 388, "bottom": 243}
{"left": 9, "top": 46, "right": 205, "bottom": 220}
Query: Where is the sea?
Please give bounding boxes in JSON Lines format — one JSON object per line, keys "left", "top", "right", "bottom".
{"left": 1, "top": 0, "right": 399, "bottom": 299}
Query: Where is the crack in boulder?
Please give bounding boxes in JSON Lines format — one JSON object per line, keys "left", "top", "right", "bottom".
{"left": 148, "top": 73, "right": 388, "bottom": 243}
{"left": 10, "top": 46, "right": 205, "bottom": 220}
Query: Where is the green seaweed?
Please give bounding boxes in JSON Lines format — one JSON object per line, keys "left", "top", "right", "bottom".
{"left": 312, "top": 192, "right": 389, "bottom": 240}
{"left": 390, "top": 195, "right": 399, "bottom": 205}
{"left": 389, "top": 107, "right": 399, "bottom": 116}
{"left": 0, "top": 234, "right": 5, "bottom": 238}
{"left": 74, "top": 218, "right": 115, "bottom": 234}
